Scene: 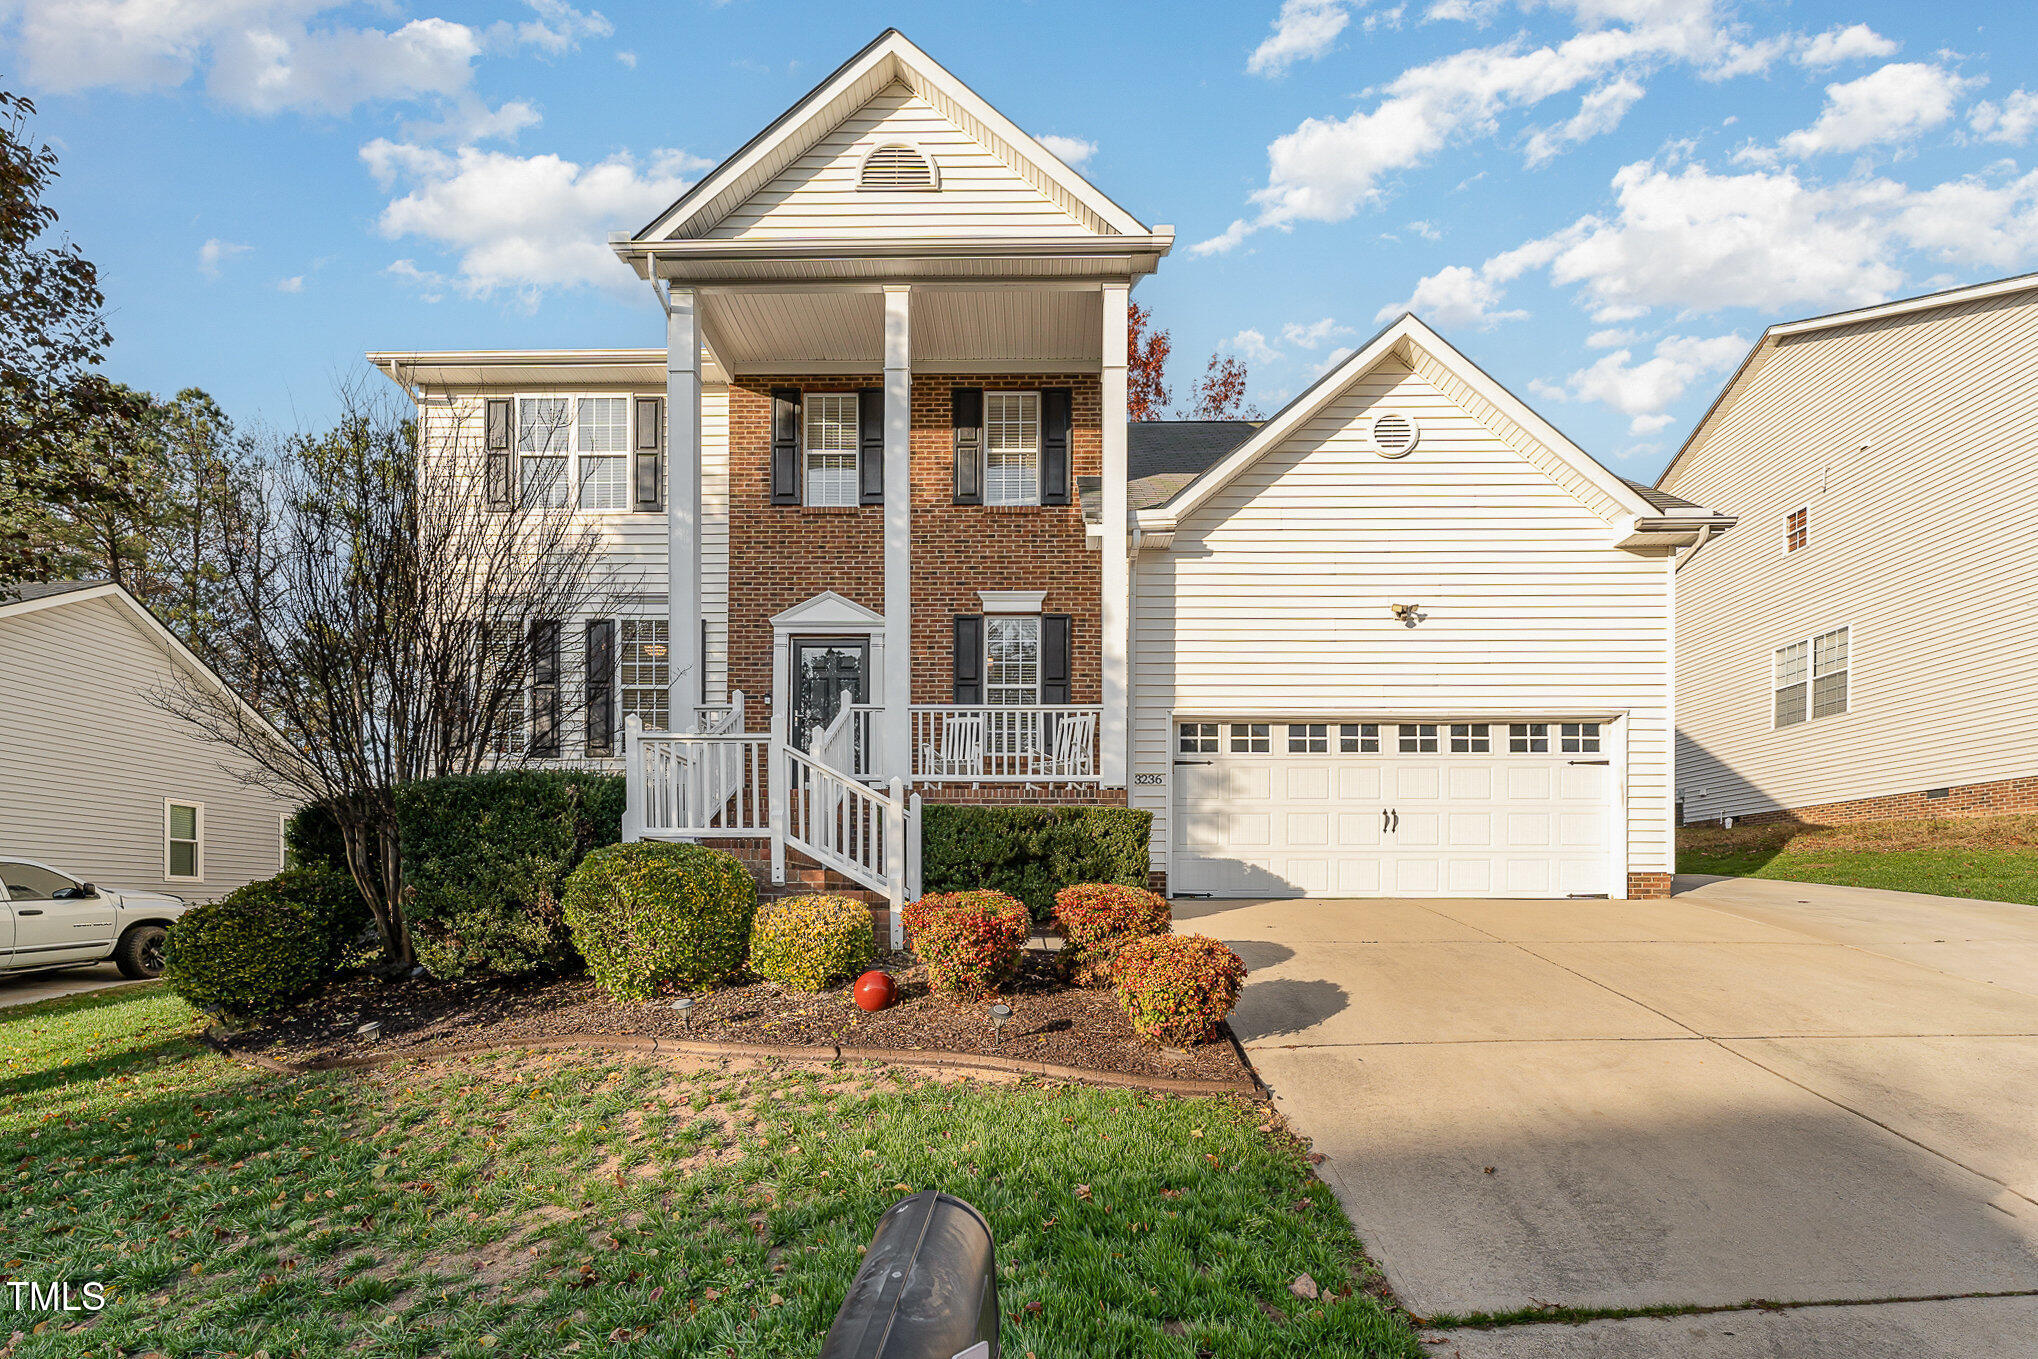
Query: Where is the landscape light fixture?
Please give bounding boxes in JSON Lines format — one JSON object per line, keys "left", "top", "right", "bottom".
{"left": 989, "top": 1003, "right": 1012, "bottom": 1041}
{"left": 671, "top": 995, "right": 695, "bottom": 1032}
{"left": 356, "top": 1021, "right": 382, "bottom": 1042}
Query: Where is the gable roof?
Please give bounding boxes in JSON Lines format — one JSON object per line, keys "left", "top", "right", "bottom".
{"left": 0, "top": 581, "right": 291, "bottom": 750}
{"left": 1139, "top": 314, "right": 1726, "bottom": 535}
{"left": 1657, "top": 270, "right": 2038, "bottom": 491}
{"left": 627, "top": 30, "right": 1153, "bottom": 246}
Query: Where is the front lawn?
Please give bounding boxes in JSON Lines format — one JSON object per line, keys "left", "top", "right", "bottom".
{"left": 1678, "top": 813, "right": 2038, "bottom": 905}
{"left": 1, "top": 987, "right": 1419, "bottom": 1358}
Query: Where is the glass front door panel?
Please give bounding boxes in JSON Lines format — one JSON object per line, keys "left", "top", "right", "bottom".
{"left": 791, "top": 639, "right": 868, "bottom": 754}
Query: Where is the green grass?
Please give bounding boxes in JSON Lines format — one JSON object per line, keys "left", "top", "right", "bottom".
{"left": 0, "top": 985, "right": 1419, "bottom": 1358}
{"left": 1678, "top": 814, "right": 2038, "bottom": 905}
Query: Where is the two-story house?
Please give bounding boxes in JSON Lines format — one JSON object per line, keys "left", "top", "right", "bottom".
{"left": 372, "top": 30, "right": 1727, "bottom": 931}
{"left": 1661, "top": 273, "right": 2038, "bottom": 827}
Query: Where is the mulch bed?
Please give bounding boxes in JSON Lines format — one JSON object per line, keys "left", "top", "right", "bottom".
{"left": 224, "top": 948, "right": 1254, "bottom": 1086}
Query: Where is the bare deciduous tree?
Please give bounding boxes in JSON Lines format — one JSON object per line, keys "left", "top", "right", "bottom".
{"left": 162, "top": 386, "right": 615, "bottom": 971}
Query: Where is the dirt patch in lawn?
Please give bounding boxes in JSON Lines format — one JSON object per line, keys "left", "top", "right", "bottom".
{"left": 225, "top": 949, "right": 1252, "bottom": 1086}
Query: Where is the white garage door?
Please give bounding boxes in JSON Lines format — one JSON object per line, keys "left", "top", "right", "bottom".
{"left": 1173, "top": 720, "right": 1616, "bottom": 898}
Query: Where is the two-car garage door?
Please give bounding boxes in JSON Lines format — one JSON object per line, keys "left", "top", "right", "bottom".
{"left": 1173, "top": 720, "right": 1616, "bottom": 898}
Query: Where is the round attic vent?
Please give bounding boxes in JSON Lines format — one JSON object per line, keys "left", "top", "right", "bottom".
{"left": 1371, "top": 412, "right": 1420, "bottom": 458}
{"left": 858, "top": 142, "right": 939, "bottom": 191}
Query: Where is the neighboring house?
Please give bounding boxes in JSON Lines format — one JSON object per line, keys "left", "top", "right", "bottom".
{"left": 0, "top": 581, "right": 297, "bottom": 900}
{"left": 370, "top": 29, "right": 1727, "bottom": 909}
{"left": 1660, "top": 272, "right": 2038, "bottom": 827}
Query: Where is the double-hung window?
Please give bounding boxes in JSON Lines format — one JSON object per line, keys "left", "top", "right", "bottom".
{"left": 165, "top": 801, "right": 202, "bottom": 881}
{"left": 985, "top": 616, "right": 1041, "bottom": 706}
{"left": 515, "top": 395, "right": 633, "bottom": 511}
{"left": 517, "top": 397, "right": 571, "bottom": 508}
{"left": 984, "top": 392, "right": 1040, "bottom": 506}
{"left": 577, "top": 397, "right": 629, "bottom": 510}
{"left": 1774, "top": 626, "right": 1849, "bottom": 727}
{"left": 483, "top": 627, "right": 527, "bottom": 756}
{"left": 804, "top": 394, "right": 859, "bottom": 507}
{"left": 620, "top": 620, "right": 670, "bottom": 732}
{"left": 1785, "top": 506, "right": 1808, "bottom": 553}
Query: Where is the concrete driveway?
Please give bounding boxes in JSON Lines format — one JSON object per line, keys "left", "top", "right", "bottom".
{"left": 0, "top": 962, "right": 140, "bottom": 1010}
{"left": 1174, "top": 875, "right": 2038, "bottom": 1356}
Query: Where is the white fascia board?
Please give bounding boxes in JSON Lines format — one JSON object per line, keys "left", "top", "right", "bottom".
{"left": 1769, "top": 270, "right": 2038, "bottom": 339}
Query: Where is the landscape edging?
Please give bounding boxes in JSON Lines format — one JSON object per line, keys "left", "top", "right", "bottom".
{"left": 211, "top": 1029, "right": 1267, "bottom": 1098}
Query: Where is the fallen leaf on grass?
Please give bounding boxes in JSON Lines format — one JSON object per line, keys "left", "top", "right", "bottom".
{"left": 1289, "top": 1273, "right": 1319, "bottom": 1301}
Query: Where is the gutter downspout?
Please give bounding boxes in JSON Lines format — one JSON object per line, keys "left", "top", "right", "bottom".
{"left": 1674, "top": 524, "right": 1717, "bottom": 573}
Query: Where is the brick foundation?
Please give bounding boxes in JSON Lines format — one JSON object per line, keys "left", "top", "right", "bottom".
{"left": 1702, "top": 773, "right": 2038, "bottom": 828}
{"left": 1625, "top": 871, "right": 1673, "bottom": 899}
{"left": 911, "top": 783, "right": 1128, "bottom": 807}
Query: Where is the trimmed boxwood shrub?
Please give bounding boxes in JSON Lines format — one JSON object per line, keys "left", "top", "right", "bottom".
{"left": 562, "top": 841, "right": 757, "bottom": 1000}
{"left": 288, "top": 771, "right": 627, "bottom": 979}
{"left": 269, "top": 865, "right": 375, "bottom": 958}
{"left": 1109, "top": 934, "right": 1248, "bottom": 1047}
{"left": 748, "top": 894, "right": 877, "bottom": 991}
{"left": 919, "top": 805, "right": 1151, "bottom": 921}
{"left": 163, "top": 876, "right": 342, "bottom": 1018}
{"left": 1052, "top": 883, "right": 1172, "bottom": 986}
{"left": 901, "top": 889, "right": 1030, "bottom": 999}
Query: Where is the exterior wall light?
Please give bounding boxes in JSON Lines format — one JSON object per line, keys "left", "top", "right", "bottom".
{"left": 1390, "top": 603, "right": 1427, "bottom": 628}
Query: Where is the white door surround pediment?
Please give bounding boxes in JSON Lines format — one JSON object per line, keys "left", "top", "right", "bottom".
{"left": 770, "top": 590, "right": 886, "bottom": 633}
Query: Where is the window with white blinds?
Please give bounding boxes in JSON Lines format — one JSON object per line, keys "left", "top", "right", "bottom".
{"left": 517, "top": 397, "right": 571, "bottom": 509}
{"left": 1774, "top": 626, "right": 1849, "bottom": 727}
{"left": 985, "top": 615, "right": 1040, "bottom": 705}
{"left": 984, "top": 392, "right": 1040, "bottom": 506}
{"left": 577, "top": 396, "right": 629, "bottom": 511}
{"left": 620, "top": 620, "right": 670, "bottom": 732}
{"left": 804, "top": 394, "right": 859, "bottom": 507}
{"left": 515, "top": 394, "right": 634, "bottom": 512}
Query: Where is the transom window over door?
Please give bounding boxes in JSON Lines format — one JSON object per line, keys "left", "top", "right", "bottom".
{"left": 804, "top": 394, "right": 859, "bottom": 507}
{"left": 1774, "top": 626, "right": 1849, "bottom": 727}
{"left": 985, "top": 616, "right": 1040, "bottom": 705}
{"left": 984, "top": 392, "right": 1039, "bottom": 506}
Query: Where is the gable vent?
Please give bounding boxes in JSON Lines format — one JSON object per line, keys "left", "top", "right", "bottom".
{"left": 1370, "top": 413, "right": 1420, "bottom": 458}
{"left": 859, "top": 142, "right": 939, "bottom": 191}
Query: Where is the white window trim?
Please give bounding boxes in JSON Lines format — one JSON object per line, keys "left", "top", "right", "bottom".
{"left": 165, "top": 799, "right": 204, "bottom": 882}
{"left": 978, "top": 589, "right": 1047, "bottom": 614}
{"left": 1783, "top": 503, "right": 1809, "bottom": 555}
{"left": 802, "top": 391, "right": 862, "bottom": 509}
{"left": 1771, "top": 624, "right": 1852, "bottom": 730}
{"left": 279, "top": 813, "right": 289, "bottom": 871}
{"left": 512, "top": 392, "right": 637, "bottom": 515}
{"left": 983, "top": 390, "right": 1041, "bottom": 508}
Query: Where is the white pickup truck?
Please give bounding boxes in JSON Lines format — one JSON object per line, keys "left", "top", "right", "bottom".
{"left": 0, "top": 858, "right": 190, "bottom": 979}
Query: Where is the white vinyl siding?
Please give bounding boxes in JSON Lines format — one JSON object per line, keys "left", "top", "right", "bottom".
{"left": 0, "top": 596, "right": 296, "bottom": 901}
{"left": 984, "top": 392, "right": 1039, "bottom": 506}
{"left": 1662, "top": 288, "right": 2038, "bottom": 821}
{"left": 1129, "top": 353, "right": 1672, "bottom": 883}
{"left": 804, "top": 393, "right": 859, "bottom": 507}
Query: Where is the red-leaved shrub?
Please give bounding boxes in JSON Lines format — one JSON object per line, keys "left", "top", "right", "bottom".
{"left": 1109, "top": 934, "right": 1247, "bottom": 1046}
{"left": 1052, "top": 883, "right": 1171, "bottom": 986}
{"left": 902, "top": 889, "right": 1030, "bottom": 998}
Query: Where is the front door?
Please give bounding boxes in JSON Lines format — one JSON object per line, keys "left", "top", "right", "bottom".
{"left": 790, "top": 638, "right": 869, "bottom": 755}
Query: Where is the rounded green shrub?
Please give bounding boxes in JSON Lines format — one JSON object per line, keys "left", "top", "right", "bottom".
{"left": 1052, "top": 883, "right": 1171, "bottom": 986}
{"left": 748, "top": 894, "right": 877, "bottom": 991}
{"left": 163, "top": 878, "right": 338, "bottom": 1019}
{"left": 561, "top": 842, "right": 757, "bottom": 1000}
{"left": 270, "top": 865, "right": 375, "bottom": 957}
{"left": 1109, "top": 934, "right": 1248, "bottom": 1047}
{"left": 901, "top": 889, "right": 1030, "bottom": 998}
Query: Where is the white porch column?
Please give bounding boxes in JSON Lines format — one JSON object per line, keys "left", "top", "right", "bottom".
{"left": 882, "top": 285, "right": 913, "bottom": 781}
{"left": 665, "top": 285, "right": 703, "bottom": 731}
{"left": 1100, "top": 282, "right": 1131, "bottom": 787}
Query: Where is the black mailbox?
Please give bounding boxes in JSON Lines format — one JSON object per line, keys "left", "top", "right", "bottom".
{"left": 820, "top": 1191, "right": 999, "bottom": 1359}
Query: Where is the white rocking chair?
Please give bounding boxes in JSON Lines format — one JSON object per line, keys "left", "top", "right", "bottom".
{"left": 1045, "top": 710, "right": 1098, "bottom": 779}
{"left": 920, "top": 713, "right": 986, "bottom": 778}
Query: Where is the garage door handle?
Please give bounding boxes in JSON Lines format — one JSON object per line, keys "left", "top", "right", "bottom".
{"left": 1390, "top": 810, "right": 1399, "bottom": 832}
{"left": 1569, "top": 759, "right": 1610, "bottom": 766}
{"left": 1174, "top": 759, "right": 1212, "bottom": 766}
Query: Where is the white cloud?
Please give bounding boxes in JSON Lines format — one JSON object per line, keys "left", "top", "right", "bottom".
{"left": 1796, "top": 24, "right": 1898, "bottom": 69}
{"left": 1364, "top": 4, "right": 1406, "bottom": 33}
{"left": 615, "top": 49, "right": 637, "bottom": 68}
{"left": 1541, "top": 332, "right": 1746, "bottom": 429}
{"left": 1585, "top": 326, "right": 1637, "bottom": 347}
{"left": 1038, "top": 134, "right": 1097, "bottom": 169}
{"left": 1280, "top": 317, "right": 1355, "bottom": 347}
{"left": 1971, "top": 90, "right": 2038, "bottom": 145}
{"left": 1778, "top": 63, "right": 1975, "bottom": 158}
{"left": 1227, "top": 328, "right": 1282, "bottom": 364}
{"left": 364, "top": 140, "right": 712, "bottom": 300}
{"left": 1407, "top": 218, "right": 1442, "bottom": 239}
{"left": 1248, "top": 0, "right": 1354, "bottom": 77}
{"left": 1377, "top": 264, "right": 1515, "bottom": 327}
{"left": 198, "top": 237, "right": 251, "bottom": 279}
{"left": 4, "top": 0, "right": 599, "bottom": 120}
{"left": 275, "top": 274, "right": 305, "bottom": 293}
{"left": 1523, "top": 75, "right": 1645, "bottom": 166}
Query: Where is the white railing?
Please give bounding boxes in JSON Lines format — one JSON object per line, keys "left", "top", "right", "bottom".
{"left": 695, "top": 693, "right": 744, "bottom": 736}
{"left": 776, "top": 746, "right": 919, "bottom": 948}
{"left": 910, "top": 705, "right": 1102, "bottom": 782}
{"left": 848, "top": 704, "right": 882, "bottom": 779}
{"left": 625, "top": 716, "right": 769, "bottom": 839}
{"left": 808, "top": 688, "right": 857, "bottom": 774}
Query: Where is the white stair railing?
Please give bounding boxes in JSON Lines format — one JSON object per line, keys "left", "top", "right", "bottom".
{"left": 777, "top": 742, "right": 916, "bottom": 948}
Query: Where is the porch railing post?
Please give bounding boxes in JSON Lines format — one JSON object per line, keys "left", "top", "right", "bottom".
{"left": 623, "top": 714, "right": 645, "bottom": 842}
{"left": 885, "top": 776, "right": 908, "bottom": 950}
{"left": 768, "top": 737, "right": 788, "bottom": 886}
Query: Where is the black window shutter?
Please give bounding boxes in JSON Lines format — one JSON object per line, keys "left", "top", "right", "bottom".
{"left": 952, "top": 615, "right": 984, "bottom": 704}
{"left": 529, "top": 620, "right": 561, "bottom": 757}
{"left": 857, "top": 388, "right": 885, "bottom": 506}
{"left": 1041, "top": 614, "right": 1072, "bottom": 705}
{"left": 951, "top": 387, "right": 983, "bottom": 505}
{"left": 1041, "top": 387, "right": 1072, "bottom": 506}
{"left": 584, "top": 619, "right": 616, "bottom": 757}
{"left": 633, "top": 395, "right": 663, "bottom": 511}
{"left": 770, "top": 388, "right": 801, "bottom": 506}
{"left": 484, "top": 397, "right": 516, "bottom": 509}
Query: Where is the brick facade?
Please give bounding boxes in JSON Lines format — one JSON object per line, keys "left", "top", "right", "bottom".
{"left": 1625, "top": 872, "right": 1673, "bottom": 899}
{"left": 1700, "top": 773, "right": 2038, "bottom": 828}
{"left": 724, "top": 372, "right": 1104, "bottom": 810}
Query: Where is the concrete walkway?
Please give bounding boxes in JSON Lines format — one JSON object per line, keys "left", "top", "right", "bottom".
{"left": 0, "top": 963, "right": 141, "bottom": 1010}
{"left": 1173, "top": 877, "right": 2038, "bottom": 1355}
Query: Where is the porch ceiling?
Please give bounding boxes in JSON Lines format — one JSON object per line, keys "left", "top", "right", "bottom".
{"left": 702, "top": 286, "right": 1103, "bottom": 374}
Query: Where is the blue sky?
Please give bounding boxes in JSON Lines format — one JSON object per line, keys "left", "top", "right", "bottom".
{"left": 8, "top": 0, "right": 2037, "bottom": 477}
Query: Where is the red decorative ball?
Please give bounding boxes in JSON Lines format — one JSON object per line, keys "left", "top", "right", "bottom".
{"left": 852, "top": 970, "right": 897, "bottom": 1012}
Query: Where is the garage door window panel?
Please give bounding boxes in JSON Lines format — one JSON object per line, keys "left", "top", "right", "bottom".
{"left": 1229, "top": 723, "right": 1270, "bottom": 753}
{"left": 1398, "top": 723, "right": 1439, "bottom": 753}
{"left": 1560, "top": 723, "right": 1601, "bottom": 754}
{"left": 1450, "top": 723, "right": 1490, "bottom": 753}
{"left": 1178, "top": 722, "right": 1218, "bottom": 753}
{"left": 1340, "top": 723, "right": 1379, "bottom": 753}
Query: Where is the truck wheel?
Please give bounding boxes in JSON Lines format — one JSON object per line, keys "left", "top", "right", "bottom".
{"left": 115, "top": 924, "right": 169, "bottom": 980}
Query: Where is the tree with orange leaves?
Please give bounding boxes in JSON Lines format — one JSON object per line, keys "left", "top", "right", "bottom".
{"left": 1127, "top": 300, "right": 1171, "bottom": 421}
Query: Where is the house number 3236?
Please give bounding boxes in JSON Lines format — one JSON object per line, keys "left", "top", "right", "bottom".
{"left": 1134, "top": 773, "right": 1165, "bottom": 785}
